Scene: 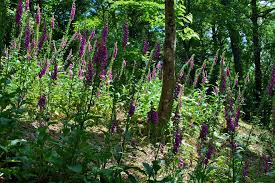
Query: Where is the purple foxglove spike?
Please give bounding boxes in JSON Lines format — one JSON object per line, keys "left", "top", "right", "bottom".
{"left": 143, "top": 40, "right": 149, "bottom": 54}
{"left": 204, "top": 144, "right": 215, "bottom": 165}
{"left": 79, "top": 34, "right": 86, "bottom": 57}
{"left": 51, "top": 15, "right": 55, "bottom": 30}
{"left": 102, "top": 24, "right": 109, "bottom": 44}
{"left": 25, "top": 0, "right": 30, "bottom": 11}
{"left": 147, "top": 108, "right": 159, "bottom": 125}
{"left": 178, "top": 157, "right": 185, "bottom": 168}
{"left": 38, "top": 60, "right": 49, "bottom": 78}
{"left": 226, "top": 68, "right": 230, "bottom": 77}
{"left": 51, "top": 64, "right": 58, "bottom": 80}
{"left": 113, "top": 42, "right": 118, "bottom": 60}
{"left": 85, "top": 62, "right": 94, "bottom": 83}
{"left": 123, "top": 21, "right": 129, "bottom": 48}
{"left": 70, "top": 1, "right": 76, "bottom": 21}
{"left": 38, "top": 95, "right": 46, "bottom": 110}
{"left": 89, "top": 30, "right": 95, "bottom": 41}
{"left": 173, "top": 129, "right": 182, "bottom": 154}
{"left": 24, "top": 21, "right": 31, "bottom": 50}
{"left": 199, "top": 123, "right": 209, "bottom": 140}
{"left": 36, "top": 5, "right": 41, "bottom": 25}
{"left": 15, "top": 0, "right": 23, "bottom": 25}
{"left": 153, "top": 42, "right": 161, "bottom": 60}
{"left": 38, "top": 24, "right": 47, "bottom": 51}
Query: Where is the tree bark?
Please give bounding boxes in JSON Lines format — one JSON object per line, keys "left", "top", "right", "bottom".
{"left": 158, "top": 0, "right": 176, "bottom": 135}
{"left": 228, "top": 25, "right": 243, "bottom": 81}
{"left": 251, "top": 0, "right": 262, "bottom": 104}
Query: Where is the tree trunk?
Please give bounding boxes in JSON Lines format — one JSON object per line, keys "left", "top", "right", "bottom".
{"left": 158, "top": 0, "right": 176, "bottom": 135}
{"left": 251, "top": 0, "right": 262, "bottom": 104}
{"left": 228, "top": 25, "right": 243, "bottom": 81}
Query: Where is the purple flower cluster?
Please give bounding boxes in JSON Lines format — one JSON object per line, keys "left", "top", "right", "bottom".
{"left": 24, "top": 21, "right": 31, "bottom": 50}
{"left": 38, "top": 24, "right": 47, "bottom": 51}
{"left": 38, "top": 95, "right": 46, "bottom": 110}
{"left": 25, "top": 0, "right": 30, "bottom": 11}
{"left": 102, "top": 24, "right": 109, "bottom": 44}
{"left": 173, "top": 129, "right": 182, "bottom": 154}
{"left": 174, "top": 82, "right": 182, "bottom": 99}
{"left": 70, "top": 1, "right": 76, "bottom": 21}
{"left": 178, "top": 157, "right": 185, "bottom": 168}
{"left": 204, "top": 144, "right": 215, "bottom": 165}
{"left": 123, "top": 21, "right": 129, "bottom": 48}
{"left": 128, "top": 101, "right": 136, "bottom": 117}
{"left": 85, "top": 62, "right": 94, "bottom": 83}
{"left": 51, "top": 64, "right": 58, "bottom": 80}
{"left": 147, "top": 108, "right": 158, "bottom": 125}
{"left": 79, "top": 34, "right": 86, "bottom": 57}
{"left": 36, "top": 5, "right": 41, "bottom": 25}
{"left": 113, "top": 42, "right": 118, "bottom": 60}
{"left": 16, "top": 0, "right": 23, "bottom": 25}
{"left": 110, "top": 120, "right": 117, "bottom": 134}
{"left": 153, "top": 42, "right": 161, "bottom": 60}
{"left": 89, "top": 30, "right": 95, "bottom": 41}
{"left": 143, "top": 40, "right": 149, "bottom": 54}
{"left": 51, "top": 15, "right": 55, "bottom": 30}
{"left": 199, "top": 123, "right": 209, "bottom": 141}
{"left": 39, "top": 61, "right": 49, "bottom": 78}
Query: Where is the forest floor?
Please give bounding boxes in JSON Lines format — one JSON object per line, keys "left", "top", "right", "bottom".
{"left": 17, "top": 118, "right": 274, "bottom": 182}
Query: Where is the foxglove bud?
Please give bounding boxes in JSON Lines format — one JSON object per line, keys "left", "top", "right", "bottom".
{"left": 15, "top": 0, "right": 23, "bottom": 25}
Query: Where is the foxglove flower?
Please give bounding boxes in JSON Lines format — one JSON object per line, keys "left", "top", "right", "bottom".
{"left": 79, "top": 34, "right": 86, "bottom": 57}
{"left": 178, "top": 158, "right": 185, "bottom": 168}
{"left": 38, "top": 24, "right": 47, "bottom": 51}
{"left": 220, "top": 57, "right": 226, "bottom": 93}
{"left": 25, "top": 0, "right": 30, "bottom": 11}
{"left": 153, "top": 42, "right": 161, "bottom": 60}
{"left": 226, "top": 67, "right": 230, "bottom": 77}
{"left": 102, "top": 24, "right": 109, "bottom": 44}
{"left": 173, "top": 129, "right": 182, "bottom": 154}
{"left": 143, "top": 40, "right": 149, "bottom": 54}
{"left": 85, "top": 62, "right": 94, "bottom": 83}
{"left": 123, "top": 59, "right": 127, "bottom": 67}
{"left": 51, "top": 15, "right": 55, "bottom": 30}
{"left": 24, "top": 21, "right": 31, "bottom": 50}
{"left": 39, "top": 61, "right": 49, "bottom": 78}
{"left": 113, "top": 42, "right": 118, "bottom": 60}
{"left": 16, "top": 0, "right": 23, "bottom": 25}
{"left": 89, "top": 30, "right": 95, "bottom": 41}
{"left": 147, "top": 108, "right": 158, "bottom": 125}
{"left": 174, "top": 82, "right": 182, "bottom": 99}
{"left": 199, "top": 123, "right": 209, "bottom": 141}
{"left": 36, "top": 5, "right": 41, "bottom": 25}
{"left": 38, "top": 95, "right": 46, "bottom": 110}
{"left": 128, "top": 100, "right": 136, "bottom": 117}
{"left": 51, "top": 64, "right": 58, "bottom": 80}
{"left": 156, "top": 62, "right": 162, "bottom": 70}
{"left": 110, "top": 120, "right": 117, "bottom": 134}
{"left": 123, "top": 21, "right": 129, "bottom": 48}
{"left": 70, "top": 1, "right": 76, "bottom": 21}
{"left": 204, "top": 144, "right": 215, "bottom": 165}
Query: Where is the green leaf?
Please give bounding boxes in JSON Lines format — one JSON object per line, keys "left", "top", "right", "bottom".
{"left": 68, "top": 164, "right": 82, "bottom": 173}
{"left": 142, "top": 162, "right": 154, "bottom": 177}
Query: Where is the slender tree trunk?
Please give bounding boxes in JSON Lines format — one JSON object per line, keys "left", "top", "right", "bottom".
{"left": 228, "top": 26, "right": 243, "bottom": 81}
{"left": 251, "top": 0, "right": 262, "bottom": 104}
{"left": 158, "top": 0, "right": 176, "bottom": 135}
{"left": 221, "top": 0, "right": 243, "bottom": 81}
